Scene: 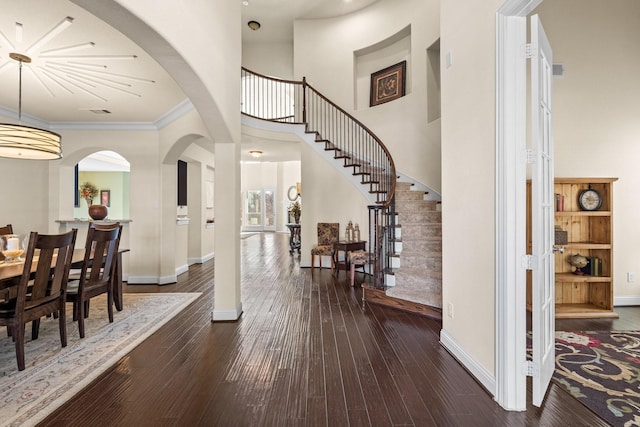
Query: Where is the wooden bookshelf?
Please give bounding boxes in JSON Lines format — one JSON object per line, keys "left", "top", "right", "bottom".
{"left": 527, "top": 178, "right": 618, "bottom": 319}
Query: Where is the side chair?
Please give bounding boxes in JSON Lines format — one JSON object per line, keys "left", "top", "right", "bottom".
{"left": 0, "top": 224, "right": 13, "bottom": 263}
{"left": 310, "top": 223, "right": 339, "bottom": 270}
{"left": 66, "top": 223, "right": 122, "bottom": 338}
{"left": 0, "top": 224, "right": 14, "bottom": 302}
{"left": 0, "top": 229, "right": 78, "bottom": 371}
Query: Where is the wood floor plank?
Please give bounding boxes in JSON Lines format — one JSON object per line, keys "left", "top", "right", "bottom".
{"left": 36, "top": 232, "right": 622, "bottom": 426}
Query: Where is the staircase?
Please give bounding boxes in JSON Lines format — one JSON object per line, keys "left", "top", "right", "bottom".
{"left": 241, "top": 67, "right": 442, "bottom": 318}
{"left": 387, "top": 182, "right": 442, "bottom": 309}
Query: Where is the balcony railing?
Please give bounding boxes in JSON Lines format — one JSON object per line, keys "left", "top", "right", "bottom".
{"left": 241, "top": 67, "right": 396, "bottom": 288}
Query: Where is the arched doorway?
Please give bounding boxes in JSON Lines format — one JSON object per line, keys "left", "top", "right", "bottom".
{"left": 75, "top": 150, "right": 130, "bottom": 220}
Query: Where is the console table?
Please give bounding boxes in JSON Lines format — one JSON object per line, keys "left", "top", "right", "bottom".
{"left": 286, "top": 223, "right": 301, "bottom": 254}
{"left": 333, "top": 240, "right": 366, "bottom": 273}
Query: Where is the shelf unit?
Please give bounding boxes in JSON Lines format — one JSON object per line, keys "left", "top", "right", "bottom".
{"left": 527, "top": 177, "right": 618, "bottom": 319}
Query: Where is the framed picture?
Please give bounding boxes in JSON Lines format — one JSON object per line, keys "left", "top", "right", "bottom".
{"left": 100, "top": 190, "right": 110, "bottom": 207}
{"left": 370, "top": 61, "right": 406, "bottom": 107}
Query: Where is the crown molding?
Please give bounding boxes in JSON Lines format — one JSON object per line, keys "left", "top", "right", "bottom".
{"left": 1, "top": 98, "right": 193, "bottom": 132}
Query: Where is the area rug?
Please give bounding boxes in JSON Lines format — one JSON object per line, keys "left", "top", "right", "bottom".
{"left": 0, "top": 292, "right": 201, "bottom": 427}
{"left": 552, "top": 330, "right": 640, "bottom": 426}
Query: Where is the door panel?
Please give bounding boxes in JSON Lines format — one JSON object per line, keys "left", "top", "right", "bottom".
{"left": 530, "top": 13, "right": 555, "bottom": 408}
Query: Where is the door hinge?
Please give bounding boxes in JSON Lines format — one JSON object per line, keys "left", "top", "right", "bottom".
{"left": 522, "top": 254, "right": 536, "bottom": 270}
{"left": 525, "top": 148, "right": 536, "bottom": 164}
{"left": 524, "top": 43, "right": 536, "bottom": 59}
{"left": 523, "top": 360, "right": 537, "bottom": 376}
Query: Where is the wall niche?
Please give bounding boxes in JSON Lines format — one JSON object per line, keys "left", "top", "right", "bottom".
{"left": 354, "top": 25, "right": 411, "bottom": 111}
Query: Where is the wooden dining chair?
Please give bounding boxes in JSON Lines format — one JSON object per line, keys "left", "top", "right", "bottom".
{"left": 0, "top": 224, "right": 13, "bottom": 263}
{"left": 0, "top": 229, "right": 77, "bottom": 371}
{"left": 66, "top": 223, "right": 122, "bottom": 338}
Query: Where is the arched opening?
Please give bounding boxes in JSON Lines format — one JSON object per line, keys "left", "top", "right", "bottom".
{"left": 74, "top": 150, "right": 130, "bottom": 220}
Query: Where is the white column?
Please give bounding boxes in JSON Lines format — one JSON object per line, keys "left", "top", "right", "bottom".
{"left": 212, "top": 142, "right": 242, "bottom": 321}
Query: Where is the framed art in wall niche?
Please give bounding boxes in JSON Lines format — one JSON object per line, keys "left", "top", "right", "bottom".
{"left": 370, "top": 60, "right": 406, "bottom": 107}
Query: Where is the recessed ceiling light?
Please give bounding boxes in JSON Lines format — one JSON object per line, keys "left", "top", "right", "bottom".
{"left": 242, "top": 0, "right": 249, "bottom": 5}
{"left": 248, "top": 21, "right": 261, "bottom": 31}
{"left": 249, "top": 150, "right": 262, "bottom": 158}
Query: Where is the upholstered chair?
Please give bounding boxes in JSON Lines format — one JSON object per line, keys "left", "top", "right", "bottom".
{"left": 310, "top": 223, "right": 339, "bottom": 270}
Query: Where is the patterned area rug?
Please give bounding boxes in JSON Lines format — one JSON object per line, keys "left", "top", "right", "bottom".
{"left": 553, "top": 330, "right": 640, "bottom": 426}
{"left": 0, "top": 292, "right": 200, "bottom": 427}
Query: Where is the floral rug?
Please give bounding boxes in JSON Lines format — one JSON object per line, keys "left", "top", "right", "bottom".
{"left": 552, "top": 330, "right": 640, "bottom": 426}
{"left": 0, "top": 292, "right": 200, "bottom": 427}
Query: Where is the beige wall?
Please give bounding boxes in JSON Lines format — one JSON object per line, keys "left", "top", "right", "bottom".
{"left": 0, "top": 152, "right": 51, "bottom": 237}
{"left": 440, "top": 0, "right": 502, "bottom": 378}
{"left": 535, "top": 0, "right": 640, "bottom": 303}
{"left": 293, "top": 0, "right": 441, "bottom": 193}
{"left": 242, "top": 43, "right": 294, "bottom": 80}
{"left": 299, "top": 144, "right": 370, "bottom": 268}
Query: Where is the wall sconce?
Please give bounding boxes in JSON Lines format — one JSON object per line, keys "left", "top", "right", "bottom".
{"left": 249, "top": 150, "right": 262, "bottom": 158}
{"left": 247, "top": 21, "right": 261, "bottom": 31}
{"left": 288, "top": 182, "right": 302, "bottom": 201}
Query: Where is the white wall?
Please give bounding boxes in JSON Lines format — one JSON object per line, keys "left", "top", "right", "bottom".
{"left": 280, "top": 161, "right": 301, "bottom": 230}
{"left": 241, "top": 161, "right": 301, "bottom": 232}
{"left": 535, "top": 0, "right": 640, "bottom": 303}
{"left": 293, "top": 0, "right": 441, "bottom": 193}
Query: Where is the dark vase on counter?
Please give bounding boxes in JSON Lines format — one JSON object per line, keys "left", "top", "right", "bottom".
{"left": 88, "top": 205, "right": 108, "bottom": 220}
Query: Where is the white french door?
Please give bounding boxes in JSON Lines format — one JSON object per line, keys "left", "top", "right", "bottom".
{"left": 530, "top": 13, "right": 555, "bottom": 407}
{"left": 243, "top": 188, "right": 276, "bottom": 232}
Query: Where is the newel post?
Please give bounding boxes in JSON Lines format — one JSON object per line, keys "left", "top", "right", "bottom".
{"left": 302, "top": 77, "right": 307, "bottom": 124}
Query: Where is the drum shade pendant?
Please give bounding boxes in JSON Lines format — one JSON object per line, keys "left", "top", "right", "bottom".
{"left": 0, "top": 53, "right": 62, "bottom": 160}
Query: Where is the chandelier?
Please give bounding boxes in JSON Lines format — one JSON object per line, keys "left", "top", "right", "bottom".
{"left": 0, "top": 52, "right": 61, "bottom": 160}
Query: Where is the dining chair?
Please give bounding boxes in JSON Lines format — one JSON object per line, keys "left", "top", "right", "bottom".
{"left": 66, "top": 223, "right": 122, "bottom": 338}
{"left": 0, "top": 229, "right": 77, "bottom": 371}
{"left": 310, "top": 223, "right": 339, "bottom": 270}
{"left": 0, "top": 224, "right": 13, "bottom": 263}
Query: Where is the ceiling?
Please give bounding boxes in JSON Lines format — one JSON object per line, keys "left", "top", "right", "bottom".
{"left": 241, "top": 0, "right": 380, "bottom": 43}
{"left": 0, "top": 0, "right": 379, "bottom": 162}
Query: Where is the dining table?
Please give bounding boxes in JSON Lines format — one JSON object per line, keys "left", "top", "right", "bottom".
{"left": 0, "top": 248, "right": 128, "bottom": 311}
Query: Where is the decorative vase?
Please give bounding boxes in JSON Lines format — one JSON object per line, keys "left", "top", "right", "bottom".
{"left": 294, "top": 213, "right": 300, "bottom": 224}
{"left": 88, "top": 205, "right": 108, "bottom": 220}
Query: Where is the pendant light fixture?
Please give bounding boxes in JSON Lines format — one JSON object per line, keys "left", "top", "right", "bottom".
{"left": 0, "top": 52, "right": 62, "bottom": 160}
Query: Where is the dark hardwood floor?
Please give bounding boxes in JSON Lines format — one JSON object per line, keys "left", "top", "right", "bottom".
{"left": 38, "top": 232, "right": 633, "bottom": 426}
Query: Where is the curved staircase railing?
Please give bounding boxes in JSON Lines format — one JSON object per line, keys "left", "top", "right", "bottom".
{"left": 241, "top": 67, "right": 396, "bottom": 288}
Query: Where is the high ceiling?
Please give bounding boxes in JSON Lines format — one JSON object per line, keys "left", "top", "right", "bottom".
{"left": 241, "top": 0, "right": 380, "bottom": 44}
{"left": 0, "top": 0, "right": 380, "bottom": 161}
{"left": 0, "top": 0, "right": 185, "bottom": 123}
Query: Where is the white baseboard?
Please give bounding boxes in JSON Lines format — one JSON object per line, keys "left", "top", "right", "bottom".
{"left": 176, "top": 264, "right": 189, "bottom": 276}
{"left": 188, "top": 252, "right": 215, "bottom": 265}
{"left": 614, "top": 296, "right": 640, "bottom": 306}
{"left": 440, "top": 329, "right": 496, "bottom": 396}
{"left": 212, "top": 302, "right": 243, "bottom": 321}
{"left": 127, "top": 276, "right": 163, "bottom": 284}
{"left": 159, "top": 274, "right": 177, "bottom": 285}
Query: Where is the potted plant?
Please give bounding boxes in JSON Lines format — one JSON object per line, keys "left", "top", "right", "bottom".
{"left": 288, "top": 201, "right": 301, "bottom": 224}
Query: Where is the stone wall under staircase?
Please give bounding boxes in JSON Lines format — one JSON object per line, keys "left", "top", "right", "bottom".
{"left": 386, "top": 182, "right": 442, "bottom": 310}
